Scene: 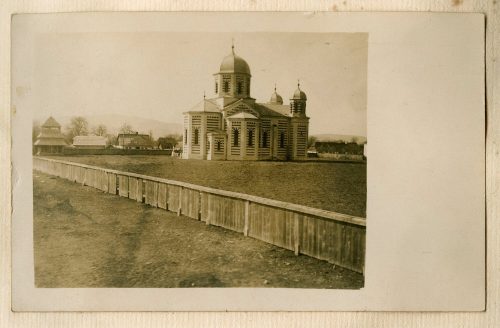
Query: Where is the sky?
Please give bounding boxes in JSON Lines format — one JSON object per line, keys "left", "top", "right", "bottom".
{"left": 30, "top": 31, "right": 367, "bottom": 136}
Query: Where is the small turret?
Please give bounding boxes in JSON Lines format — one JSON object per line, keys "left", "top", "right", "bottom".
{"left": 290, "top": 81, "right": 307, "bottom": 116}
{"left": 269, "top": 84, "right": 283, "bottom": 105}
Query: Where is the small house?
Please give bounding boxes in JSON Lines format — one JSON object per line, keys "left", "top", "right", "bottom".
{"left": 117, "top": 132, "right": 153, "bottom": 149}
{"left": 34, "top": 116, "right": 67, "bottom": 154}
{"left": 73, "top": 136, "right": 107, "bottom": 149}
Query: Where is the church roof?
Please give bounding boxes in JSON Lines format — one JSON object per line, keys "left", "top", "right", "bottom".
{"left": 189, "top": 99, "right": 220, "bottom": 112}
{"left": 42, "top": 116, "right": 61, "bottom": 128}
{"left": 227, "top": 112, "right": 258, "bottom": 120}
{"left": 219, "top": 46, "right": 251, "bottom": 75}
{"left": 253, "top": 103, "right": 290, "bottom": 117}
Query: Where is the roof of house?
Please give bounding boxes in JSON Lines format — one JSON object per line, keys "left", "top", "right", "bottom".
{"left": 118, "top": 134, "right": 152, "bottom": 146}
{"left": 73, "top": 135, "right": 107, "bottom": 146}
{"left": 41, "top": 116, "right": 61, "bottom": 128}
{"left": 34, "top": 138, "right": 67, "bottom": 146}
{"left": 118, "top": 133, "right": 150, "bottom": 137}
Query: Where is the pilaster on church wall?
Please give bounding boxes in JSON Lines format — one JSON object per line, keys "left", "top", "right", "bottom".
{"left": 241, "top": 120, "right": 247, "bottom": 159}
{"left": 200, "top": 114, "right": 207, "bottom": 160}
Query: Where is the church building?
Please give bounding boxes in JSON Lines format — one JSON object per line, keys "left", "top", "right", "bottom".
{"left": 182, "top": 45, "right": 309, "bottom": 161}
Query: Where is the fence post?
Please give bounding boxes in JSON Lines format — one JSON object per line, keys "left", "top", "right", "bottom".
{"left": 294, "top": 212, "right": 301, "bottom": 256}
{"left": 206, "top": 194, "right": 211, "bottom": 225}
{"left": 177, "top": 187, "right": 182, "bottom": 216}
{"left": 244, "top": 200, "right": 250, "bottom": 236}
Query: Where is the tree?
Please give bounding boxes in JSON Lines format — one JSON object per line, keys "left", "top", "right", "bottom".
{"left": 105, "top": 133, "right": 117, "bottom": 147}
{"left": 119, "top": 123, "right": 134, "bottom": 134}
{"left": 92, "top": 124, "right": 107, "bottom": 136}
{"left": 307, "top": 136, "right": 317, "bottom": 149}
{"left": 66, "top": 116, "right": 89, "bottom": 142}
{"left": 157, "top": 133, "right": 182, "bottom": 149}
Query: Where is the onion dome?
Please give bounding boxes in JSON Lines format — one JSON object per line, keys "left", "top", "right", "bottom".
{"left": 291, "top": 81, "right": 307, "bottom": 100}
{"left": 219, "top": 45, "right": 251, "bottom": 75}
{"left": 269, "top": 85, "right": 284, "bottom": 105}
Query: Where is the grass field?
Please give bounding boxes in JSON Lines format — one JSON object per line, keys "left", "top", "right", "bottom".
{"left": 47, "top": 155, "right": 367, "bottom": 217}
{"left": 34, "top": 172, "right": 364, "bottom": 288}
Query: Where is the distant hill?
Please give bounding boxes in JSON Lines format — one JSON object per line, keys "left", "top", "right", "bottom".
{"left": 35, "top": 114, "right": 183, "bottom": 138}
{"left": 312, "top": 134, "right": 367, "bottom": 144}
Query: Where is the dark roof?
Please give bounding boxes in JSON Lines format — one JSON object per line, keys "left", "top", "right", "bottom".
{"left": 118, "top": 133, "right": 150, "bottom": 138}
{"left": 34, "top": 138, "right": 67, "bottom": 146}
{"left": 253, "top": 103, "right": 290, "bottom": 117}
{"left": 42, "top": 116, "right": 61, "bottom": 128}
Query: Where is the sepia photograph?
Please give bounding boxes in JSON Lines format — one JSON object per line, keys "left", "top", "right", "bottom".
{"left": 10, "top": 12, "right": 485, "bottom": 312}
{"left": 29, "top": 29, "right": 367, "bottom": 288}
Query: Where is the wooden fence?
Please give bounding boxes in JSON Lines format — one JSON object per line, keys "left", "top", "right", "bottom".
{"left": 33, "top": 157, "right": 366, "bottom": 273}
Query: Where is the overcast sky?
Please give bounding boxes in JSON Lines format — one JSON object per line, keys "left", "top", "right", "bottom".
{"left": 29, "top": 31, "right": 367, "bottom": 136}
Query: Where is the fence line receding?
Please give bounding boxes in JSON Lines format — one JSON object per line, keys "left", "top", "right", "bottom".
{"left": 33, "top": 157, "right": 366, "bottom": 273}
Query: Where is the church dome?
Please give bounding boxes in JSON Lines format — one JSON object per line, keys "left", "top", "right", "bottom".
{"left": 291, "top": 83, "right": 307, "bottom": 100}
{"left": 269, "top": 85, "right": 283, "bottom": 105}
{"left": 219, "top": 46, "right": 251, "bottom": 75}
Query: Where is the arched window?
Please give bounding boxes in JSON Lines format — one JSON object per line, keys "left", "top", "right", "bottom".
{"left": 237, "top": 81, "right": 243, "bottom": 94}
{"left": 194, "top": 128, "right": 199, "bottom": 145}
{"left": 247, "top": 129, "right": 254, "bottom": 147}
{"left": 262, "top": 131, "right": 269, "bottom": 148}
{"left": 215, "top": 82, "right": 218, "bottom": 93}
{"left": 216, "top": 140, "right": 221, "bottom": 151}
{"left": 279, "top": 132, "right": 285, "bottom": 148}
{"left": 233, "top": 128, "right": 239, "bottom": 146}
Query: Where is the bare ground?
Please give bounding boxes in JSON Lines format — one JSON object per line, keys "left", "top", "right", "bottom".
{"left": 34, "top": 171, "right": 364, "bottom": 288}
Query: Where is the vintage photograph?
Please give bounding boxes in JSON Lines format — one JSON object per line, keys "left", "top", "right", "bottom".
{"left": 30, "top": 31, "right": 368, "bottom": 289}
{"left": 28, "top": 29, "right": 368, "bottom": 288}
{"left": 10, "top": 11, "right": 487, "bottom": 313}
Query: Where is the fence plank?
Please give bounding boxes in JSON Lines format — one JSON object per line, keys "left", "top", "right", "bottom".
{"left": 128, "top": 177, "right": 138, "bottom": 200}
{"left": 145, "top": 180, "right": 158, "bottom": 207}
{"left": 108, "top": 173, "right": 117, "bottom": 194}
{"left": 157, "top": 183, "right": 167, "bottom": 209}
{"left": 118, "top": 175, "right": 129, "bottom": 197}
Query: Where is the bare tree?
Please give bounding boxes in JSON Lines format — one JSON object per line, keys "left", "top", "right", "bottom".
{"left": 119, "top": 123, "right": 134, "bottom": 134}
{"left": 92, "top": 124, "right": 107, "bottom": 136}
{"left": 307, "top": 136, "right": 317, "bottom": 149}
{"left": 66, "top": 116, "right": 89, "bottom": 142}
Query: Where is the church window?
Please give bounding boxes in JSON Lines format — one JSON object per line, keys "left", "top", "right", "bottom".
{"left": 194, "top": 128, "right": 199, "bottom": 145}
{"left": 215, "top": 82, "right": 218, "bottom": 93}
{"left": 223, "top": 75, "right": 231, "bottom": 92}
{"left": 184, "top": 129, "right": 188, "bottom": 144}
{"left": 279, "top": 132, "right": 285, "bottom": 148}
{"left": 247, "top": 129, "right": 254, "bottom": 147}
{"left": 237, "top": 81, "right": 243, "bottom": 94}
{"left": 262, "top": 131, "right": 269, "bottom": 148}
{"left": 233, "top": 128, "right": 239, "bottom": 146}
{"left": 216, "top": 140, "right": 222, "bottom": 151}
{"left": 246, "top": 78, "right": 250, "bottom": 94}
